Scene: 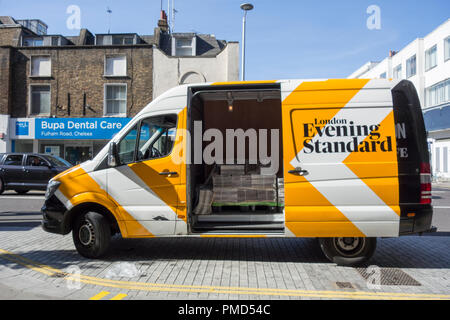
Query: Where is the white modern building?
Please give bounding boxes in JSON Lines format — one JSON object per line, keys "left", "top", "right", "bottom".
{"left": 349, "top": 19, "right": 450, "bottom": 180}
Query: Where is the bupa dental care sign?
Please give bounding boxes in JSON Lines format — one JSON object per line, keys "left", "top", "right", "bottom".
{"left": 35, "top": 118, "right": 131, "bottom": 140}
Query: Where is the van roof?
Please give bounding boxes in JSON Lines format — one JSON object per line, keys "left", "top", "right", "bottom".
{"left": 145, "top": 78, "right": 401, "bottom": 113}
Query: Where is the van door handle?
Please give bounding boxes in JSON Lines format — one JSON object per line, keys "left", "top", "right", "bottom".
{"left": 288, "top": 168, "right": 309, "bottom": 176}
{"left": 159, "top": 171, "right": 178, "bottom": 176}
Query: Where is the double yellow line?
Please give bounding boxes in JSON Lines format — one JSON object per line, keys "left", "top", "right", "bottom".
{"left": 90, "top": 291, "right": 127, "bottom": 300}
{"left": 1, "top": 248, "right": 449, "bottom": 300}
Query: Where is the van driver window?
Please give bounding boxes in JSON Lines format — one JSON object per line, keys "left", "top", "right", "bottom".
{"left": 137, "top": 115, "right": 177, "bottom": 161}
{"left": 117, "top": 124, "right": 139, "bottom": 165}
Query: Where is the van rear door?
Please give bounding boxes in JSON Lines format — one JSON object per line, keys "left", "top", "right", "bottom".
{"left": 392, "top": 80, "right": 433, "bottom": 234}
{"left": 281, "top": 79, "right": 401, "bottom": 238}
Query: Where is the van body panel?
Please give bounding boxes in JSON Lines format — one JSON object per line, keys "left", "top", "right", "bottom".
{"left": 281, "top": 79, "right": 401, "bottom": 237}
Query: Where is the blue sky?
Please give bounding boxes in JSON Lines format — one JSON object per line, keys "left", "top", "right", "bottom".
{"left": 1, "top": 0, "right": 449, "bottom": 79}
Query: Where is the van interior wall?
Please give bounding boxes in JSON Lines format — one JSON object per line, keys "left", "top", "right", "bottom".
{"left": 202, "top": 99, "right": 283, "bottom": 177}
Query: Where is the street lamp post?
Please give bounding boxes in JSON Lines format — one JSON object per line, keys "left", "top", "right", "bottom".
{"left": 240, "top": 3, "right": 253, "bottom": 81}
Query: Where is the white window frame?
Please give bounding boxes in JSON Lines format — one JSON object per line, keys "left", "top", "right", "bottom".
{"left": 30, "top": 55, "right": 52, "bottom": 77}
{"left": 425, "top": 44, "right": 437, "bottom": 71}
{"left": 22, "top": 37, "right": 44, "bottom": 47}
{"left": 112, "top": 35, "right": 135, "bottom": 45}
{"left": 406, "top": 55, "right": 417, "bottom": 78}
{"left": 393, "top": 64, "right": 402, "bottom": 79}
{"left": 29, "top": 84, "right": 51, "bottom": 116}
{"left": 103, "top": 83, "right": 127, "bottom": 117}
{"left": 445, "top": 36, "right": 450, "bottom": 62}
{"left": 171, "top": 36, "right": 196, "bottom": 56}
{"left": 104, "top": 55, "right": 127, "bottom": 77}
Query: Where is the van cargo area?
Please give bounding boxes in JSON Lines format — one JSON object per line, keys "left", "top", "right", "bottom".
{"left": 188, "top": 86, "right": 284, "bottom": 233}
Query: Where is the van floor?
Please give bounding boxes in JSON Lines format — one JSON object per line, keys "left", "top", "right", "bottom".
{"left": 192, "top": 212, "right": 284, "bottom": 231}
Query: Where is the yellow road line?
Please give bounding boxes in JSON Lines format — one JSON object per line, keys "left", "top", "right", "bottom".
{"left": 110, "top": 293, "right": 127, "bottom": 300}
{"left": 1, "top": 248, "right": 449, "bottom": 300}
{"left": 89, "top": 291, "right": 110, "bottom": 300}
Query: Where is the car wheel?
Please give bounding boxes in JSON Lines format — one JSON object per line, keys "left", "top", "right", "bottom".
{"left": 15, "top": 190, "right": 29, "bottom": 195}
{"left": 0, "top": 178, "right": 4, "bottom": 195}
{"left": 72, "top": 212, "right": 111, "bottom": 259}
{"left": 319, "top": 237, "right": 377, "bottom": 267}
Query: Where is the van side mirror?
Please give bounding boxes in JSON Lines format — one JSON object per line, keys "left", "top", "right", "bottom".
{"left": 108, "top": 142, "right": 120, "bottom": 167}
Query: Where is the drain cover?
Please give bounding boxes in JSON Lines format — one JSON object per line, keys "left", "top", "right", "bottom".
{"left": 50, "top": 272, "right": 67, "bottom": 278}
{"left": 357, "top": 268, "right": 421, "bottom": 286}
{"left": 335, "top": 282, "right": 356, "bottom": 289}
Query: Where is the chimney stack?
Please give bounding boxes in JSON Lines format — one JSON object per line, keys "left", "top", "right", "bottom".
{"left": 389, "top": 50, "right": 397, "bottom": 57}
{"left": 158, "top": 10, "right": 169, "bottom": 33}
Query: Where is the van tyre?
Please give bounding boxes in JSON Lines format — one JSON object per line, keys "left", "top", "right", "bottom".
{"left": 73, "top": 212, "right": 111, "bottom": 259}
{"left": 319, "top": 237, "right": 376, "bottom": 267}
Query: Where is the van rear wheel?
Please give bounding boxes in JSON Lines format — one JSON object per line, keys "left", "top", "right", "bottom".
{"left": 319, "top": 237, "right": 376, "bottom": 267}
{"left": 73, "top": 212, "right": 111, "bottom": 258}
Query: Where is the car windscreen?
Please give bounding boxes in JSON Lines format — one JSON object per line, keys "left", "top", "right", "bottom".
{"left": 46, "top": 155, "right": 72, "bottom": 167}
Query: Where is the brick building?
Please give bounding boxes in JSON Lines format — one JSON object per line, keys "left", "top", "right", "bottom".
{"left": 0, "top": 13, "right": 238, "bottom": 163}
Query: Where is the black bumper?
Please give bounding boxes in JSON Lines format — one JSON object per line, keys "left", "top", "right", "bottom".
{"left": 41, "top": 195, "right": 68, "bottom": 235}
{"left": 399, "top": 204, "right": 434, "bottom": 235}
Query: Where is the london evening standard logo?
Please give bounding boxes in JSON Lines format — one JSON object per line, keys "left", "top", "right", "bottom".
{"left": 301, "top": 117, "right": 393, "bottom": 154}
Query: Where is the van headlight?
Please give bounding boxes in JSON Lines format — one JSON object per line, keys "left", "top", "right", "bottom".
{"left": 45, "top": 180, "right": 61, "bottom": 200}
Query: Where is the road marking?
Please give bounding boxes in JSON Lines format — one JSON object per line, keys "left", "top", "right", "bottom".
{"left": 89, "top": 291, "right": 110, "bottom": 300}
{"left": 0, "top": 248, "right": 449, "bottom": 300}
{"left": 110, "top": 293, "right": 128, "bottom": 300}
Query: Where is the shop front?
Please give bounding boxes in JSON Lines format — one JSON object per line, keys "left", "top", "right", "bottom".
{"left": 9, "top": 117, "right": 131, "bottom": 165}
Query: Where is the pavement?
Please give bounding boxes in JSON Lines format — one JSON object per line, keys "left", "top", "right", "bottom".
{"left": 0, "top": 188, "right": 449, "bottom": 300}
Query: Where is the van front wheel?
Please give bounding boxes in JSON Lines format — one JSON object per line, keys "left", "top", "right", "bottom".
{"left": 319, "top": 237, "right": 376, "bottom": 267}
{"left": 73, "top": 212, "right": 111, "bottom": 258}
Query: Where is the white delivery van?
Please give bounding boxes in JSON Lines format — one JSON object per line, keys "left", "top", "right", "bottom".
{"left": 41, "top": 79, "right": 433, "bottom": 266}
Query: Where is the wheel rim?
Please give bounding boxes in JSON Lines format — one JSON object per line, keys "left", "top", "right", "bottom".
{"left": 78, "top": 220, "right": 95, "bottom": 246}
{"left": 333, "top": 237, "right": 365, "bottom": 257}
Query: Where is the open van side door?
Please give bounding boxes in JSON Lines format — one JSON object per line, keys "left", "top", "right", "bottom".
{"left": 105, "top": 109, "right": 187, "bottom": 237}
{"left": 280, "top": 79, "right": 401, "bottom": 238}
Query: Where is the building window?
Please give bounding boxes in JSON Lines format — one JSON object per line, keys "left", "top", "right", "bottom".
{"left": 406, "top": 55, "right": 416, "bottom": 78}
{"left": 393, "top": 64, "right": 402, "bottom": 79}
{"left": 425, "top": 45, "right": 437, "bottom": 71}
{"left": 425, "top": 79, "right": 450, "bottom": 108}
{"left": 31, "top": 56, "right": 51, "bottom": 77}
{"left": 105, "top": 84, "right": 127, "bottom": 116}
{"left": 445, "top": 37, "right": 450, "bottom": 62}
{"left": 105, "top": 56, "right": 127, "bottom": 77}
{"left": 51, "top": 36, "right": 60, "bottom": 46}
{"left": 112, "top": 35, "right": 135, "bottom": 45}
{"left": 23, "top": 37, "right": 43, "bottom": 47}
{"left": 172, "top": 37, "right": 196, "bottom": 56}
{"left": 379, "top": 72, "right": 387, "bottom": 79}
{"left": 30, "top": 85, "right": 51, "bottom": 115}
